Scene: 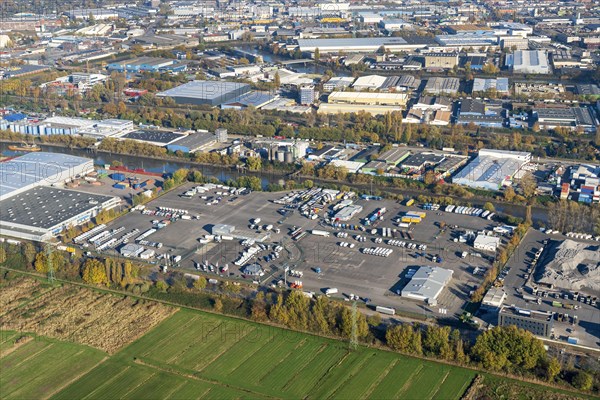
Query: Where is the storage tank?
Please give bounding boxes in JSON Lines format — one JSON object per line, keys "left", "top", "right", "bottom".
{"left": 284, "top": 151, "right": 294, "bottom": 163}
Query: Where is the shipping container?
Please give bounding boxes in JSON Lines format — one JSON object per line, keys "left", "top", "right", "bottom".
{"left": 375, "top": 306, "right": 395, "bottom": 315}
{"left": 111, "top": 173, "right": 126, "bottom": 181}
{"left": 113, "top": 183, "right": 127, "bottom": 189}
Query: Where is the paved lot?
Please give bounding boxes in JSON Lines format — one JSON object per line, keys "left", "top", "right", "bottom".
{"left": 482, "top": 228, "right": 600, "bottom": 349}
{"left": 99, "top": 187, "right": 507, "bottom": 319}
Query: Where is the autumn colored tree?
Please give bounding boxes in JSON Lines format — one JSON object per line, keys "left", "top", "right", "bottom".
{"left": 82, "top": 259, "right": 109, "bottom": 286}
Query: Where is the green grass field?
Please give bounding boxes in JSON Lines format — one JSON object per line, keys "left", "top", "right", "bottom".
{"left": 1, "top": 308, "right": 592, "bottom": 400}
{"left": 45, "top": 309, "right": 476, "bottom": 400}
{"left": 0, "top": 332, "right": 106, "bottom": 400}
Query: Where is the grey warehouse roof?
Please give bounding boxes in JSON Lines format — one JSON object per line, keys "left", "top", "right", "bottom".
{"left": 0, "top": 152, "right": 93, "bottom": 201}
{"left": 156, "top": 80, "right": 251, "bottom": 105}
{"left": 401, "top": 266, "right": 453, "bottom": 301}
{"left": 123, "top": 130, "right": 185, "bottom": 144}
{"left": 0, "top": 186, "right": 115, "bottom": 230}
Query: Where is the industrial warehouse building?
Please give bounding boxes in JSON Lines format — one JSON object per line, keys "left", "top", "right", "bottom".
{"left": 506, "top": 50, "right": 550, "bottom": 74}
{"left": 452, "top": 149, "right": 531, "bottom": 191}
{"left": 318, "top": 91, "right": 408, "bottom": 115}
{"left": 473, "top": 234, "right": 501, "bottom": 252}
{"left": 122, "top": 130, "right": 186, "bottom": 146}
{"left": 498, "top": 306, "right": 554, "bottom": 337}
{"left": 423, "top": 77, "right": 460, "bottom": 95}
{"left": 106, "top": 57, "right": 185, "bottom": 73}
{"left": 0, "top": 186, "right": 119, "bottom": 242}
{"left": 166, "top": 131, "right": 218, "bottom": 153}
{"left": 156, "top": 80, "right": 252, "bottom": 106}
{"left": 423, "top": 53, "right": 459, "bottom": 69}
{"left": 401, "top": 266, "right": 453, "bottom": 305}
{"left": 0, "top": 153, "right": 119, "bottom": 241}
{"left": 534, "top": 107, "right": 598, "bottom": 133}
{"left": 0, "top": 152, "right": 94, "bottom": 201}
{"left": 297, "top": 37, "right": 430, "bottom": 54}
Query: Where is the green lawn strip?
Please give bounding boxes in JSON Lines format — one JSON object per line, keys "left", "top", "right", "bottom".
{"left": 359, "top": 358, "right": 399, "bottom": 400}
{"left": 0, "top": 330, "right": 19, "bottom": 347}
{"left": 281, "top": 344, "right": 350, "bottom": 398}
{"left": 0, "top": 339, "right": 50, "bottom": 369}
{"left": 201, "top": 332, "right": 275, "bottom": 380}
{"left": 480, "top": 374, "right": 598, "bottom": 400}
{"left": 80, "top": 364, "right": 153, "bottom": 400}
{"left": 1, "top": 340, "right": 104, "bottom": 400}
{"left": 50, "top": 361, "right": 132, "bottom": 400}
{"left": 401, "top": 364, "right": 450, "bottom": 400}
{"left": 119, "top": 310, "right": 188, "bottom": 357}
{"left": 257, "top": 340, "right": 326, "bottom": 389}
{"left": 329, "top": 352, "right": 398, "bottom": 400}
{"left": 169, "top": 322, "right": 230, "bottom": 368}
{"left": 192, "top": 325, "right": 257, "bottom": 372}
{"left": 226, "top": 337, "right": 301, "bottom": 384}
{"left": 368, "top": 357, "right": 423, "bottom": 399}
{"left": 136, "top": 314, "right": 202, "bottom": 360}
{"left": 307, "top": 349, "right": 376, "bottom": 399}
{"left": 162, "top": 319, "right": 223, "bottom": 365}
{"left": 121, "top": 370, "right": 189, "bottom": 400}
{"left": 432, "top": 369, "right": 476, "bottom": 400}
{"left": 166, "top": 380, "right": 212, "bottom": 400}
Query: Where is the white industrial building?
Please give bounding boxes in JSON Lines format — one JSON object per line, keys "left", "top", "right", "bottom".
{"left": 472, "top": 78, "right": 509, "bottom": 94}
{"left": 0, "top": 153, "right": 119, "bottom": 241}
{"left": 401, "top": 266, "right": 453, "bottom": 304}
{"left": 330, "top": 160, "right": 365, "bottom": 173}
{"left": 506, "top": 50, "right": 550, "bottom": 74}
{"left": 352, "top": 75, "right": 387, "bottom": 91}
{"left": 474, "top": 234, "right": 501, "bottom": 252}
{"left": 452, "top": 149, "right": 531, "bottom": 191}
{"left": 481, "top": 287, "right": 506, "bottom": 310}
{"left": 0, "top": 152, "right": 94, "bottom": 201}
{"left": 297, "top": 37, "right": 429, "bottom": 54}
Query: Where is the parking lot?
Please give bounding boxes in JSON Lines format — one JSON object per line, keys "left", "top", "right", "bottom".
{"left": 92, "top": 184, "right": 508, "bottom": 317}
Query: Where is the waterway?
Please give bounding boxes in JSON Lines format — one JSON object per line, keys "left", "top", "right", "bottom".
{"left": 0, "top": 143, "right": 283, "bottom": 189}
{"left": 0, "top": 142, "right": 548, "bottom": 224}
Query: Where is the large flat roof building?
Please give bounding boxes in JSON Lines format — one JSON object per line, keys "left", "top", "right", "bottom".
{"left": 0, "top": 152, "right": 93, "bottom": 201}
{"left": 498, "top": 306, "right": 554, "bottom": 337}
{"left": 472, "top": 78, "right": 509, "bottom": 94}
{"left": 423, "top": 77, "right": 460, "bottom": 95}
{"left": 319, "top": 91, "right": 408, "bottom": 115}
{"left": 156, "top": 80, "right": 252, "bottom": 106}
{"left": 0, "top": 186, "right": 119, "bottom": 241}
{"left": 452, "top": 149, "right": 531, "bottom": 191}
{"left": 506, "top": 50, "right": 550, "bottom": 74}
{"left": 122, "top": 130, "right": 186, "bottom": 146}
{"left": 401, "top": 266, "right": 453, "bottom": 305}
{"left": 297, "top": 37, "right": 430, "bottom": 54}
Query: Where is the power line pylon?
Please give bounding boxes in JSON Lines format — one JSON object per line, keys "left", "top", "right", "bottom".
{"left": 45, "top": 244, "right": 55, "bottom": 284}
{"left": 349, "top": 301, "right": 358, "bottom": 351}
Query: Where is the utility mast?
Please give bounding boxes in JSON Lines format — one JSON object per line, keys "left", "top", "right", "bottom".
{"left": 349, "top": 301, "right": 358, "bottom": 350}
{"left": 45, "top": 244, "right": 55, "bottom": 284}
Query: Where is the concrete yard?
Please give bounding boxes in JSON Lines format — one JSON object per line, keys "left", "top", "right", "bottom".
{"left": 494, "top": 228, "right": 600, "bottom": 350}
{"left": 99, "top": 185, "right": 503, "bottom": 319}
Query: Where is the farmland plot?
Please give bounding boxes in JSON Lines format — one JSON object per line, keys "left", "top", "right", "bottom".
{"left": 0, "top": 331, "right": 105, "bottom": 400}
{"left": 0, "top": 280, "right": 177, "bottom": 353}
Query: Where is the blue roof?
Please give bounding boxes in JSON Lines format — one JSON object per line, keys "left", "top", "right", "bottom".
{"left": 4, "top": 113, "right": 27, "bottom": 122}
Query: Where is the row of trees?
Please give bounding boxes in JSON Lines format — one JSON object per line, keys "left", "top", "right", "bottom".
{"left": 471, "top": 222, "right": 530, "bottom": 303}
{"left": 547, "top": 201, "right": 600, "bottom": 235}
{"left": 2, "top": 243, "right": 596, "bottom": 392}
